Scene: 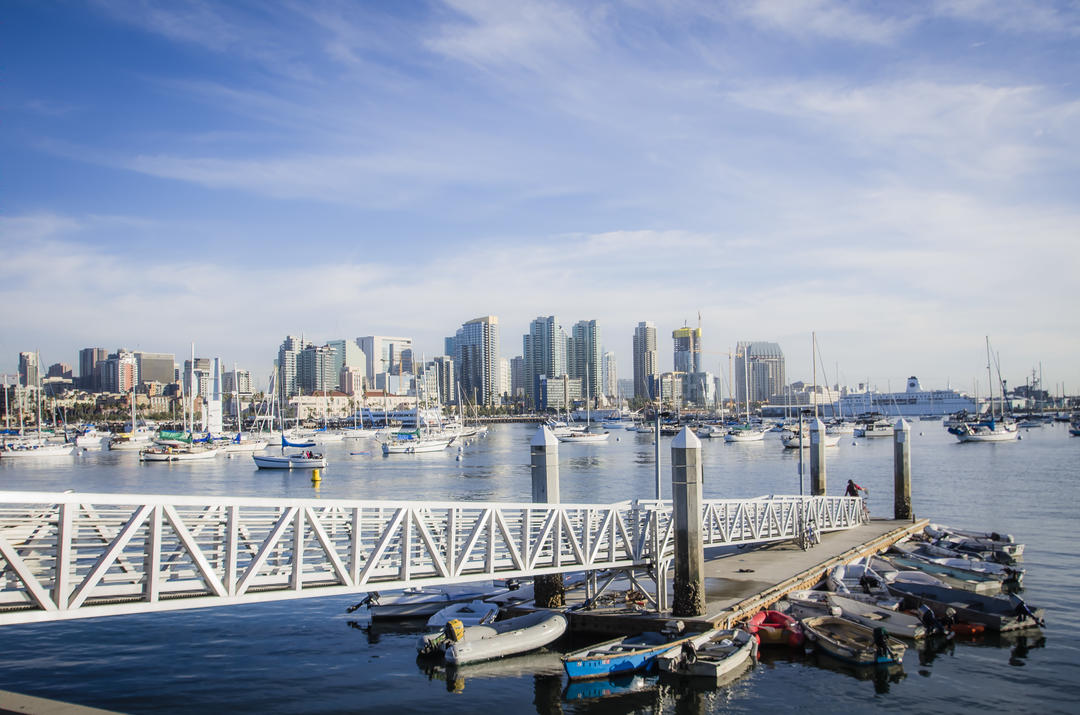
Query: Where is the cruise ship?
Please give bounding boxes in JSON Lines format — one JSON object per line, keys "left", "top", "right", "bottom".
{"left": 835, "top": 377, "right": 975, "bottom": 418}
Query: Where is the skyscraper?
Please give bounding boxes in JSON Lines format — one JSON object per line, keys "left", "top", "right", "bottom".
{"left": 602, "top": 351, "right": 617, "bottom": 400}
{"left": 432, "top": 355, "right": 456, "bottom": 406}
{"left": 327, "top": 339, "right": 366, "bottom": 391}
{"left": 735, "top": 341, "right": 786, "bottom": 405}
{"left": 570, "top": 320, "right": 601, "bottom": 402}
{"left": 277, "top": 335, "right": 310, "bottom": 400}
{"left": 78, "top": 347, "right": 107, "bottom": 391}
{"left": 357, "top": 336, "right": 413, "bottom": 381}
{"left": 456, "top": 316, "right": 499, "bottom": 407}
{"left": 18, "top": 352, "right": 39, "bottom": 388}
{"left": 103, "top": 350, "right": 138, "bottom": 393}
{"left": 135, "top": 352, "right": 175, "bottom": 389}
{"left": 523, "top": 316, "right": 566, "bottom": 409}
{"left": 672, "top": 326, "right": 702, "bottom": 375}
{"left": 632, "top": 321, "right": 658, "bottom": 400}
{"left": 298, "top": 344, "right": 338, "bottom": 394}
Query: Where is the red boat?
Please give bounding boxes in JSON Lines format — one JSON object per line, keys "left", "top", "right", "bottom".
{"left": 748, "top": 610, "right": 804, "bottom": 648}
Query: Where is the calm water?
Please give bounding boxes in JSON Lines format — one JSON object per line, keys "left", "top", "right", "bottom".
{"left": 0, "top": 423, "right": 1077, "bottom": 713}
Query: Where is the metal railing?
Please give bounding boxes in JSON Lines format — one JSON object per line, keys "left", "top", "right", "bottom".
{"left": 0, "top": 491, "right": 864, "bottom": 624}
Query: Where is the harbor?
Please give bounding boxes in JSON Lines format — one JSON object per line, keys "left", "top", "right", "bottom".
{"left": 0, "top": 420, "right": 1070, "bottom": 713}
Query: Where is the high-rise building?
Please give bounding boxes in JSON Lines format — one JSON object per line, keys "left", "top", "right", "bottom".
{"left": 339, "top": 366, "right": 365, "bottom": 396}
{"left": 222, "top": 369, "right": 253, "bottom": 396}
{"left": 327, "top": 339, "right": 366, "bottom": 391}
{"left": 602, "top": 351, "right": 617, "bottom": 400}
{"left": 432, "top": 355, "right": 456, "bottom": 406}
{"left": 103, "top": 350, "right": 139, "bottom": 393}
{"left": 357, "top": 336, "right": 413, "bottom": 380}
{"left": 735, "top": 341, "right": 786, "bottom": 405}
{"left": 523, "top": 316, "right": 566, "bottom": 409}
{"left": 672, "top": 326, "right": 702, "bottom": 375}
{"left": 277, "top": 335, "right": 310, "bottom": 400}
{"left": 78, "top": 348, "right": 107, "bottom": 391}
{"left": 298, "top": 344, "right": 337, "bottom": 394}
{"left": 46, "top": 363, "right": 73, "bottom": 379}
{"left": 18, "top": 352, "right": 38, "bottom": 388}
{"left": 498, "top": 357, "right": 510, "bottom": 402}
{"left": 632, "top": 321, "right": 658, "bottom": 400}
{"left": 456, "top": 316, "right": 499, "bottom": 407}
{"left": 183, "top": 357, "right": 213, "bottom": 398}
{"left": 570, "top": 320, "right": 601, "bottom": 402}
{"left": 510, "top": 356, "right": 525, "bottom": 398}
{"left": 135, "top": 352, "right": 175, "bottom": 389}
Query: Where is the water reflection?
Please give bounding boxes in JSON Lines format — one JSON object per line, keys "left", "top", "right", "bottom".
{"left": 807, "top": 651, "right": 906, "bottom": 694}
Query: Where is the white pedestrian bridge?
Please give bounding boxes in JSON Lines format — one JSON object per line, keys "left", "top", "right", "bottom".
{"left": 0, "top": 490, "right": 864, "bottom": 625}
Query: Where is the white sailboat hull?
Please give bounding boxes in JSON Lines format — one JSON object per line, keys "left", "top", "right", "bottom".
{"left": 252, "top": 452, "right": 326, "bottom": 468}
{"left": 382, "top": 438, "right": 453, "bottom": 454}
{"left": 557, "top": 431, "right": 610, "bottom": 443}
{"left": 1, "top": 443, "right": 77, "bottom": 458}
{"left": 724, "top": 429, "right": 765, "bottom": 442}
{"left": 140, "top": 447, "right": 221, "bottom": 462}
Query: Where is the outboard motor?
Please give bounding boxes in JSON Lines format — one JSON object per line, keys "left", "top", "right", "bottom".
{"left": 873, "top": 627, "right": 890, "bottom": 660}
{"left": 918, "top": 604, "right": 946, "bottom": 637}
{"left": 859, "top": 574, "right": 879, "bottom": 595}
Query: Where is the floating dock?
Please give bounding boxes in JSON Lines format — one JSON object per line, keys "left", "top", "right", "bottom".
{"left": 557, "top": 517, "right": 928, "bottom": 635}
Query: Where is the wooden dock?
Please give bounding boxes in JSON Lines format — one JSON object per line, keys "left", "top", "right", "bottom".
{"left": 561, "top": 517, "right": 928, "bottom": 635}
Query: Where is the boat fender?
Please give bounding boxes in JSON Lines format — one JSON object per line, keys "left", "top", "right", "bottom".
{"left": 830, "top": 606, "right": 842, "bottom": 617}
{"left": 444, "top": 619, "right": 465, "bottom": 642}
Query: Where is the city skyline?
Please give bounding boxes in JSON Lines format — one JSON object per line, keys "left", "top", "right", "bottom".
{"left": 3, "top": 3, "right": 1078, "bottom": 393}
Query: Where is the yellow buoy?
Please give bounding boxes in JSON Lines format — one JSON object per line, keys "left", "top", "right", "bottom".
{"left": 311, "top": 468, "right": 321, "bottom": 482}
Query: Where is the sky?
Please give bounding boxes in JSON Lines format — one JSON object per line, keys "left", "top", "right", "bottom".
{"left": 3, "top": 0, "right": 1079, "bottom": 395}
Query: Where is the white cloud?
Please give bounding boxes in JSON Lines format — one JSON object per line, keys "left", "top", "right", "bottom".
{"left": 735, "top": 0, "right": 914, "bottom": 44}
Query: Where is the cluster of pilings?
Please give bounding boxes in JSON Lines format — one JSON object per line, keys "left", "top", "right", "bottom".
{"left": 529, "top": 418, "right": 915, "bottom": 617}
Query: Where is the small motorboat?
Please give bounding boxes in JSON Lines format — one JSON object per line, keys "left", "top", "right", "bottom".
{"left": 826, "top": 560, "right": 892, "bottom": 600}
{"left": 801, "top": 615, "right": 907, "bottom": 666}
{"left": 887, "top": 582, "right": 1045, "bottom": 632}
{"left": 786, "top": 589, "right": 892, "bottom": 621}
{"left": 562, "top": 630, "right": 702, "bottom": 681}
{"left": 826, "top": 594, "right": 926, "bottom": 640}
{"left": 891, "top": 542, "right": 1023, "bottom": 583}
{"left": 656, "top": 628, "right": 757, "bottom": 683}
{"left": 426, "top": 600, "right": 499, "bottom": 628}
{"left": 434, "top": 610, "right": 568, "bottom": 665}
{"left": 747, "top": 610, "right": 803, "bottom": 647}
{"left": 349, "top": 586, "right": 504, "bottom": 620}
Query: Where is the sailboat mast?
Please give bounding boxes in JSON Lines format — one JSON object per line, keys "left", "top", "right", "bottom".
{"left": 234, "top": 363, "right": 241, "bottom": 437}
{"left": 35, "top": 351, "right": 42, "bottom": 442}
{"left": 985, "top": 336, "right": 994, "bottom": 421}
{"left": 812, "top": 332, "right": 818, "bottom": 420}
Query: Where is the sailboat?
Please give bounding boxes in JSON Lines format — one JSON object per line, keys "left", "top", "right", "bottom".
{"left": 109, "top": 388, "right": 156, "bottom": 451}
{"left": 557, "top": 362, "right": 609, "bottom": 443}
{"left": 725, "top": 348, "right": 765, "bottom": 442}
{"left": 253, "top": 365, "right": 327, "bottom": 468}
{"left": 223, "top": 364, "right": 269, "bottom": 453}
{"left": 783, "top": 333, "right": 842, "bottom": 449}
{"left": 141, "top": 344, "right": 221, "bottom": 462}
{"left": 381, "top": 373, "right": 455, "bottom": 455}
{"left": 950, "top": 337, "right": 1018, "bottom": 443}
{"left": 1, "top": 354, "right": 77, "bottom": 458}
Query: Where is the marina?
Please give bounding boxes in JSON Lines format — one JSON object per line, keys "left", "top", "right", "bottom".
{"left": 0, "top": 420, "right": 1073, "bottom": 713}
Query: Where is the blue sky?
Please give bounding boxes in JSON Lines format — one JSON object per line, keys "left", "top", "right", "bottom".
{"left": 3, "top": 1, "right": 1078, "bottom": 395}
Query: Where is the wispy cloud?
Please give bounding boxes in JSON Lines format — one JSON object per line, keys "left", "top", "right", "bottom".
{"left": 735, "top": 0, "right": 915, "bottom": 44}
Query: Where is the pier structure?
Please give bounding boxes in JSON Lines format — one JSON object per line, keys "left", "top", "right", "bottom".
{"left": 0, "top": 488, "right": 864, "bottom": 626}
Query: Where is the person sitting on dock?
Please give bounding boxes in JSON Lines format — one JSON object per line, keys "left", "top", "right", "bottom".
{"left": 844, "top": 480, "right": 865, "bottom": 497}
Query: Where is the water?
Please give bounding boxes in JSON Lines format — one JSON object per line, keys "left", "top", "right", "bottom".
{"left": 0, "top": 423, "right": 1077, "bottom": 713}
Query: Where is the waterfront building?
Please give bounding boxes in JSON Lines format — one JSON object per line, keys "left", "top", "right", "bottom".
{"left": 539, "top": 374, "right": 582, "bottom": 412}
{"left": 135, "top": 352, "right": 175, "bottom": 390}
{"left": 18, "top": 352, "right": 38, "bottom": 388}
{"left": 735, "top": 341, "right": 786, "bottom": 406}
{"left": 78, "top": 347, "right": 107, "bottom": 391}
{"left": 632, "top": 321, "right": 658, "bottom": 400}
{"left": 357, "top": 336, "right": 413, "bottom": 381}
{"left": 672, "top": 325, "right": 702, "bottom": 375}
{"left": 455, "top": 316, "right": 499, "bottom": 408}
{"left": 685, "top": 371, "right": 716, "bottom": 408}
{"left": 510, "top": 356, "right": 525, "bottom": 399}
{"left": 570, "top": 320, "right": 601, "bottom": 403}
{"left": 523, "top": 316, "right": 567, "bottom": 409}
{"left": 46, "top": 362, "right": 72, "bottom": 379}
{"left": 430, "top": 356, "right": 455, "bottom": 406}
{"left": 602, "top": 351, "right": 617, "bottom": 401}
{"left": 498, "top": 357, "right": 510, "bottom": 403}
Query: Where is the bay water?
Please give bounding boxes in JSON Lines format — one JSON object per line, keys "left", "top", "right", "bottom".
{"left": 0, "top": 422, "right": 1076, "bottom": 713}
